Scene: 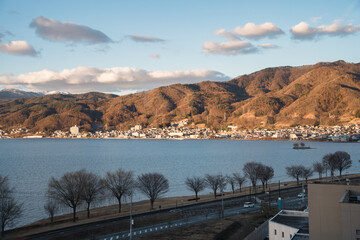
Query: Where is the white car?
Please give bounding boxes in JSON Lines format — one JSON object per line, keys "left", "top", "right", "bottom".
{"left": 243, "top": 202, "right": 255, "bottom": 208}
{"left": 298, "top": 193, "right": 306, "bottom": 198}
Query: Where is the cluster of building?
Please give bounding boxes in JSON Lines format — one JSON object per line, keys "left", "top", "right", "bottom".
{"left": 0, "top": 122, "right": 360, "bottom": 142}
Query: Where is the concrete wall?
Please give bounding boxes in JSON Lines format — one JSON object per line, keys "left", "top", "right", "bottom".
{"left": 269, "top": 221, "right": 298, "bottom": 240}
{"left": 340, "top": 202, "right": 360, "bottom": 240}
{"left": 308, "top": 183, "right": 360, "bottom": 240}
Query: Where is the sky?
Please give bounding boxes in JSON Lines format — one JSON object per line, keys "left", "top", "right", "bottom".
{"left": 0, "top": 0, "right": 359, "bottom": 95}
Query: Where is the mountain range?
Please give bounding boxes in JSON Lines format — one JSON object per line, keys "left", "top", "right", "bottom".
{"left": 0, "top": 60, "right": 359, "bottom": 132}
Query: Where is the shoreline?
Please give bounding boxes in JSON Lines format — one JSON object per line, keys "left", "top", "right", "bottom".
{"left": 6, "top": 173, "right": 360, "bottom": 239}
{"left": 1, "top": 136, "right": 359, "bottom": 143}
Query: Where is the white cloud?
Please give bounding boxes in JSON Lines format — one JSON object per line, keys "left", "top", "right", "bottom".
{"left": 0, "top": 66, "right": 230, "bottom": 93}
{"left": 233, "top": 22, "right": 284, "bottom": 39}
{"left": 0, "top": 40, "right": 39, "bottom": 56}
{"left": 214, "top": 23, "right": 283, "bottom": 40}
{"left": 129, "top": 35, "right": 165, "bottom": 43}
{"left": 30, "top": 16, "right": 113, "bottom": 44}
{"left": 214, "top": 29, "right": 240, "bottom": 41}
{"left": 257, "top": 43, "right": 279, "bottom": 49}
{"left": 290, "top": 20, "right": 360, "bottom": 40}
{"left": 202, "top": 40, "right": 258, "bottom": 55}
{"left": 150, "top": 53, "right": 160, "bottom": 58}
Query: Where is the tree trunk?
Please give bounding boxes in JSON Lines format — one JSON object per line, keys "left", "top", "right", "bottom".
{"left": 296, "top": 177, "right": 299, "bottom": 185}
{"left": 1, "top": 223, "right": 5, "bottom": 238}
{"left": 262, "top": 182, "right": 265, "bottom": 190}
{"left": 51, "top": 215, "right": 54, "bottom": 223}
{"left": 72, "top": 206, "right": 77, "bottom": 222}
{"left": 239, "top": 185, "right": 242, "bottom": 192}
{"left": 118, "top": 198, "right": 122, "bottom": 213}
{"left": 87, "top": 202, "right": 90, "bottom": 218}
{"left": 339, "top": 169, "right": 342, "bottom": 177}
{"left": 253, "top": 184, "right": 257, "bottom": 203}
{"left": 195, "top": 191, "right": 198, "bottom": 201}
{"left": 150, "top": 199, "right": 154, "bottom": 209}
{"left": 214, "top": 189, "right": 217, "bottom": 199}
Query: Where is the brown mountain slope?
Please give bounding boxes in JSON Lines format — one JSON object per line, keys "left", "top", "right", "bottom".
{"left": 0, "top": 61, "right": 359, "bottom": 132}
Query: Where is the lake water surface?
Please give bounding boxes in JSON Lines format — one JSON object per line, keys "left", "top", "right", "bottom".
{"left": 1, "top": 139, "right": 359, "bottom": 227}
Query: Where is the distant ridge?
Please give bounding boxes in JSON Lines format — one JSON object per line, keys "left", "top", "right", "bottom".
{"left": 0, "top": 60, "right": 359, "bottom": 132}
{"left": 0, "top": 89, "right": 44, "bottom": 102}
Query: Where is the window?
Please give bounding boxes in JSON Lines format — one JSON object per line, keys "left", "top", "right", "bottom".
{"left": 357, "top": 229, "right": 360, "bottom": 235}
{"left": 282, "top": 232, "right": 284, "bottom": 238}
{"left": 274, "top": 229, "right": 277, "bottom": 235}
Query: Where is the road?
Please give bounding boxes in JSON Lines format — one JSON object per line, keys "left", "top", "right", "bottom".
{"left": 25, "top": 184, "right": 308, "bottom": 240}
{"left": 96, "top": 196, "right": 308, "bottom": 240}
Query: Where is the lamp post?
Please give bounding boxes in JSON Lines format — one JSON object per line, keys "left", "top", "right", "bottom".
{"left": 221, "top": 191, "right": 224, "bottom": 218}
{"left": 129, "top": 192, "right": 133, "bottom": 240}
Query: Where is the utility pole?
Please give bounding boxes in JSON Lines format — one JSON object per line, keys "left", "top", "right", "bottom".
{"left": 221, "top": 191, "right": 224, "bottom": 218}
{"left": 129, "top": 193, "right": 133, "bottom": 240}
{"left": 278, "top": 180, "right": 281, "bottom": 197}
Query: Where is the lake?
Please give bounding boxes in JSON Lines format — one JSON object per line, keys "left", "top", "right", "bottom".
{"left": 0, "top": 139, "right": 359, "bottom": 227}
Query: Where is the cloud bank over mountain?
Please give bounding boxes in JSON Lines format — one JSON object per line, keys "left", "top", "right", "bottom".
{"left": 0, "top": 66, "right": 230, "bottom": 93}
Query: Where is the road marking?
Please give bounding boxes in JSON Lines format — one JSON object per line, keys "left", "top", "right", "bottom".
{"left": 139, "top": 230, "right": 142, "bottom": 234}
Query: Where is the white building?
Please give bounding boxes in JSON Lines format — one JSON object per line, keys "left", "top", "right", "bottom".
{"left": 269, "top": 210, "right": 309, "bottom": 240}
{"left": 70, "top": 125, "right": 79, "bottom": 135}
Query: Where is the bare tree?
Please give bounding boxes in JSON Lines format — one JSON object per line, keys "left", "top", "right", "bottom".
{"left": 313, "top": 162, "right": 324, "bottom": 179}
{"left": 260, "top": 166, "right": 274, "bottom": 189}
{"left": 0, "top": 176, "right": 22, "bottom": 237}
{"left": 103, "top": 169, "right": 135, "bottom": 213}
{"left": 333, "top": 151, "right": 352, "bottom": 177}
{"left": 185, "top": 176, "right": 206, "bottom": 201}
{"left": 137, "top": 173, "right": 169, "bottom": 209}
{"left": 81, "top": 171, "right": 103, "bottom": 218}
{"left": 233, "top": 173, "right": 246, "bottom": 192}
{"left": 243, "top": 162, "right": 262, "bottom": 193}
{"left": 204, "top": 174, "right": 227, "bottom": 198}
{"left": 322, "top": 153, "right": 336, "bottom": 177}
{"left": 47, "top": 170, "right": 85, "bottom": 222}
{"left": 44, "top": 200, "right": 58, "bottom": 223}
{"left": 226, "top": 175, "right": 236, "bottom": 194}
{"left": 286, "top": 165, "right": 304, "bottom": 185}
{"left": 300, "top": 166, "right": 313, "bottom": 184}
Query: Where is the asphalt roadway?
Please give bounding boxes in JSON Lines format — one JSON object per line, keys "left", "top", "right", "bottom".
{"left": 96, "top": 196, "right": 307, "bottom": 240}
{"left": 24, "top": 184, "right": 308, "bottom": 240}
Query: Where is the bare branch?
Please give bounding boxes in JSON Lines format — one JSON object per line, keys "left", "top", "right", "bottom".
{"left": 185, "top": 176, "right": 205, "bottom": 201}
{"left": 102, "top": 169, "right": 135, "bottom": 213}
{"left": 137, "top": 173, "right": 169, "bottom": 209}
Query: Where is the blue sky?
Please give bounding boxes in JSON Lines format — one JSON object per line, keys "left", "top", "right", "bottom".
{"left": 0, "top": 0, "right": 359, "bottom": 94}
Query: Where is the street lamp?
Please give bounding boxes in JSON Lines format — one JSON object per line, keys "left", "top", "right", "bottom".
{"left": 129, "top": 192, "right": 134, "bottom": 240}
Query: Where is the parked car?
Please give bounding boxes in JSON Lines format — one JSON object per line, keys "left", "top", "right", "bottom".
{"left": 298, "top": 192, "right": 306, "bottom": 198}
{"left": 244, "top": 202, "right": 255, "bottom": 208}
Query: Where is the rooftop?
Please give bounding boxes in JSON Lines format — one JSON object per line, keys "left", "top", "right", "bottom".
{"left": 340, "top": 190, "right": 360, "bottom": 204}
{"left": 270, "top": 210, "right": 309, "bottom": 234}
{"left": 291, "top": 233, "right": 310, "bottom": 240}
